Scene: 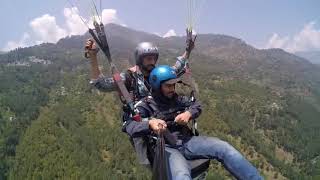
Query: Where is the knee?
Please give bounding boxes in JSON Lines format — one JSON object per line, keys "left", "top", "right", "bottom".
{"left": 206, "top": 137, "right": 232, "bottom": 149}
{"left": 220, "top": 141, "right": 242, "bottom": 159}
{"left": 207, "top": 138, "right": 241, "bottom": 157}
{"left": 219, "top": 140, "right": 234, "bottom": 150}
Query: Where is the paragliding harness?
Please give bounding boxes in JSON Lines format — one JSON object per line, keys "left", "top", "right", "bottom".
{"left": 140, "top": 95, "right": 210, "bottom": 180}
{"left": 119, "top": 66, "right": 152, "bottom": 124}
{"left": 127, "top": 66, "right": 151, "bottom": 102}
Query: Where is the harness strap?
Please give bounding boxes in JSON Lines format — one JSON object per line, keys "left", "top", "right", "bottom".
{"left": 127, "top": 66, "right": 151, "bottom": 101}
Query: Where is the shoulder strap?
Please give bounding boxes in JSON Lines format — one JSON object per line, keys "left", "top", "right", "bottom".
{"left": 145, "top": 96, "right": 165, "bottom": 120}
{"left": 127, "top": 66, "right": 151, "bottom": 100}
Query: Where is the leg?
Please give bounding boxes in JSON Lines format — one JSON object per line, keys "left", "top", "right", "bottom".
{"left": 165, "top": 147, "right": 192, "bottom": 180}
{"left": 182, "top": 136, "right": 263, "bottom": 180}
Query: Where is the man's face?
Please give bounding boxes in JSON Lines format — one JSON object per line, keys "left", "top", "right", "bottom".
{"left": 161, "top": 83, "right": 176, "bottom": 99}
{"left": 142, "top": 55, "right": 157, "bottom": 72}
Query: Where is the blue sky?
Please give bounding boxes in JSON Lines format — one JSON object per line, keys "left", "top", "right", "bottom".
{"left": 1, "top": 0, "right": 319, "bottom": 52}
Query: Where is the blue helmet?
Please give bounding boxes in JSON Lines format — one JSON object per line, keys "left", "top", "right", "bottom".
{"left": 149, "top": 65, "right": 179, "bottom": 90}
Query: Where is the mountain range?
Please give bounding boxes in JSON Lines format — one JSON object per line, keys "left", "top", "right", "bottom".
{"left": 0, "top": 23, "right": 320, "bottom": 179}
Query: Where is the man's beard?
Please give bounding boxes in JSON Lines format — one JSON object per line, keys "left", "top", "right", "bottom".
{"left": 141, "top": 64, "right": 155, "bottom": 72}
{"left": 165, "top": 91, "right": 175, "bottom": 99}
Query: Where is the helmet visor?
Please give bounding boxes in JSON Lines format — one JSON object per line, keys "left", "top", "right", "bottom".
{"left": 162, "top": 78, "right": 181, "bottom": 85}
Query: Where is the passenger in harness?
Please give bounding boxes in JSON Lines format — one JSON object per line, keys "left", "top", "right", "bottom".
{"left": 124, "top": 65, "right": 263, "bottom": 180}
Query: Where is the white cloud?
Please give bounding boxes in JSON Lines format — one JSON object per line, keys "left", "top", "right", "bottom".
{"left": 64, "top": 7, "right": 88, "bottom": 35}
{"left": 30, "top": 14, "right": 68, "bottom": 43}
{"left": 86, "top": 9, "right": 124, "bottom": 27}
{"left": 265, "top": 21, "right": 320, "bottom": 52}
{"left": 2, "top": 8, "right": 124, "bottom": 51}
{"left": 2, "top": 33, "right": 32, "bottom": 51}
{"left": 101, "top": 9, "right": 118, "bottom": 24}
{"left": 163, "top": 29, "right": 177, "bottom": 38}
{"left": 265, "top": 33, "right": 289, "bottom": 49}
{"left": 153, "top": 32, "right": 161, "bottom": 37}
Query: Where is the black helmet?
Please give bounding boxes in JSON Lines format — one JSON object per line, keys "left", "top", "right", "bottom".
{"left": 134, "top": 42, "right": 159, "bottom": 66}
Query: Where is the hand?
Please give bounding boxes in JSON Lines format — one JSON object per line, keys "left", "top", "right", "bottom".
{"left": 174, "top": 111, "right": 192, "bottom": 125}
{"left": 84, "top": 39, "right": 99, "bottom": 58}
{"left": 186, "top": 38, "right": 195, "bottom": 53}
{"left": 149, "top": 119, "right": 167, "bottom": 134}
{"left": 185, "top": 29, "right": 197, "bottom": 53}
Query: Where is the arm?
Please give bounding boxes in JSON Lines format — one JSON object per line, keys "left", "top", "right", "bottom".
{"left": 90, "top": 73, "right": 126, "bottom": 92}
{"left": 187, "top": 100, "right": 202, "bottom": 119}
{"left": 85, "top": 39, "right": 101, "bottom": 80}
{"left": 124, "top": 103, "right": 167, "bottom": 137}
{"left": 123, "top": 105, "right": 152, "bottom": 137}
{"left": 173, "top": 32, "right": 196, "bottom": 74}
{"left": 86, "top": 39, "right": 127, "bottom": 92}
{"left": 173, "top": 56, "right": 188, "bottom": 75}
{"left": 172, "top": 38, "right": 191, "bottom": 74}
{"left": 175, "top": 96, "right": 202, "bottom": 124}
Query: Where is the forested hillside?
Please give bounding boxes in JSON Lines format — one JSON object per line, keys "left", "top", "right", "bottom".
{"left": 0, "top": 24, "right": 320, "bottom": 179}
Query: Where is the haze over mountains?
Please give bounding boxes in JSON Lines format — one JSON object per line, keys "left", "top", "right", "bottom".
{"left": 295, "top": 51, "right": 320, "bottom": 64}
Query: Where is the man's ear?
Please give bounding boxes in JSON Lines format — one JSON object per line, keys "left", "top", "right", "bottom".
{"left": 159, "top": 84, "right": 164, "bottom": 91}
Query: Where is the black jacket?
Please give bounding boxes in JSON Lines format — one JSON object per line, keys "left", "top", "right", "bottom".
{"left": 124, "top": 93, "right": 202, "bottom": 138}
{"left": 123, "top": 92, "right": 202, "bottom": 165}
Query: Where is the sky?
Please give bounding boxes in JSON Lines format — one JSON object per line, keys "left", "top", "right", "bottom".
{"left": 1, "top": 0, "right": 319, "bottom": 53}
